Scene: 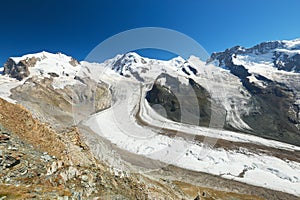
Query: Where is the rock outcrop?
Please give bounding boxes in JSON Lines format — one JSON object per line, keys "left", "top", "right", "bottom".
{"left": 3, "top": 58, "right": 35, "bottom": 80}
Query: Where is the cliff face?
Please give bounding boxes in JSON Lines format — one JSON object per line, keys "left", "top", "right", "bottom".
{"left": 3, "top": 57, "right": 41, "bottom": 80}
{"left": 3, "top": 58, "right": 33, "bottom": 80}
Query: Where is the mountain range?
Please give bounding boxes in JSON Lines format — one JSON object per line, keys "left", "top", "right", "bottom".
{"left": 0, "top": 38, "right": 300, "bottom": 199}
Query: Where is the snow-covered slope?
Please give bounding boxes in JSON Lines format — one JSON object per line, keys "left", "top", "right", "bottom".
{"left": 1, "top": 48, "right": 298, "bottom": 141}
{"left": 79, "top": 52, "right": 300, "bottom": 196}
{"left": 210, "top": 38, "right": 300, "bottom": 86}
{"left": 209, "top": 38, "right": 300, "bottom": 145}
{"left": 3, "top": 49, "right": 291, "bottom": 142}
{"left": 10, "top": 51, "right": 81, "bottom": 89}
{"left": 85, "top": 89, "right": 300, "bottom": 195}
{"left": 81, "top": 52, "right": 252, "bottom": 131}
{"left": 210, "top": 38, "right": 300, "bottom": 70}
{"left": 0, "top": 51, "right": 82, "bottom": 103}
{"left": 0, "top": 75, "right": 21, "bottom": 103}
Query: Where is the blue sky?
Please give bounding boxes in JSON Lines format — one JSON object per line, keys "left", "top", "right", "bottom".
{"left": 1, "top": 0, "right": 300, "bottom": 64}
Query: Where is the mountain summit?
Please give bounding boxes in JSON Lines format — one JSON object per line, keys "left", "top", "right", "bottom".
{"left": 209, "top": 38, "right": 300, "bottom": 73}
{"left": 3, "top": 51, "right": 80, "bottom": 81}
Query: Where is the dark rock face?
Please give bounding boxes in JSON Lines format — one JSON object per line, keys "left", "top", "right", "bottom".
{"left": 3, "top": 58, "right": 29, "bottom": 80}
{"left": 48, "top": 72, "right": 59, "bottom": 77}
{"left": 242, "top": 83, "right": 300, "bottom": 145}
{"left": 146, "top": 73, "right": 212, "bottom": 127}
{"left": 251, "top": 41, "right": 284, "bottom": 54}
{"left": 188, "top": 65, "right": 198, "bottom": 75}
{"left": 208, "top": 40, "right": 300, "bottom": 146}
{"left": 274, "top": 52, "right": 300, "bottom": 72}
{"left": 146, "top": 82, "right": 181, "bottom": 122}
{"left": 182, "top": 67, "right": 191, "bottom": 76}
{"left": 3, "top": 57, "right": 39, "bottom": 80}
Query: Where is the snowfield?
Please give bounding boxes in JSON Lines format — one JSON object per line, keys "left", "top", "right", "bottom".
{"left": 1, "top": 51, "right": 300, "bottom": 196}
{"left": 81, "top": 55, "right": 300, "bottom": 196}
{"left": 83, "top": 76, "right": 300, "bottom": 196}
{"left": 0, "top": 52, "right": 83, "bottom": 104}
{"left": 0, "top": 75, "right": 22, "bottom": 103}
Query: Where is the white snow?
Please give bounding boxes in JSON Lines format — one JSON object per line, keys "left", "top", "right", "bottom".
{"left": 0, "top": 51, "right": 82, "bottom": 102}
{"left": 189, "top": 56, "right": 253, "bottom": 130}
{"left": 283, "top": 38, "right": 300, "bottom": 49}
{"left": 232, "top": 53, "right": 300, "bottom": 87}
{"left": 0, "top": 75, "right": 23, "bottom": 103}
{"left": 81, "top": 53, "right": 254, "bottom": 131}
{"left": 179, "top": 147, "right": 300, "bottom": 196}
{"left": 83, "top": 75, "right": 300, "bottom": 196}
{"left": 277, "top": 48, "right": 300, "bottom": 55}
{"left": 11, "top": 51, "right": 55, "bottom": 64}
{"left": 247, "top": 74, "right": 267, "bottom": 88}
{"left": 80, "top": 55, "right": 300, "bottom": 196}
{"left": 25, "top": 52, "right": 81, "bottom": 80}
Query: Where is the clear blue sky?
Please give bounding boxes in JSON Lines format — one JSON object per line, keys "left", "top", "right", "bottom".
{"left": 1, "top": 0, "right": 300, "bottom": 65}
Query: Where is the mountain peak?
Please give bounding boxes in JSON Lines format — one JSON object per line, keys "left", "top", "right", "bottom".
{"left": 169, "top": 56, "right": 186, "bottom": 67}
{"left": 109, "top": 52, "right": 148, "bottom": 75}
{"left": 209, "top": 38, "right": 300, "bottom": 73}
{"left": 3, "top": 51, "right": 80, "bottom": 81}
{"left": 9, "top": 51, "right": 77, "bottom": 65}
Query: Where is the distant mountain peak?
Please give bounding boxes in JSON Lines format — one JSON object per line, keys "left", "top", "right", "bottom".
{"left": 3, "top": 51, "right": 80, "bottom": 81}
{"left": 209, "top": 38, "right": 300, "bottom": 73}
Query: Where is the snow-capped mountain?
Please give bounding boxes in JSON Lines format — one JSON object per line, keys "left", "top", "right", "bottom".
{"left": 4, "top": 51, "right": 80, "bottom": 81}
{"left": 0, "top": 52, "right": 84, "bottom": 105}
{"left": 3, "top": 42, "right": 300, "bottom": 145}
{"left": 208, "top": 38, "right": 300, "bottom": 146}
{"left": 1, "top": 41, "right": 300, "bottom": 197}
{"left": 80, "top": 48, "right": 300, "bottom": 196}
{"left": 80, "top": 51, "right": 253, "bottom": 132}
{"left": 99, "top": 52, "right": 188, "bottom": 81}
{"left": 94, "top": 45, "right": 300, "bottom": 146}
{"left": 209, "top": 38, "right": 300, "bottom": 72}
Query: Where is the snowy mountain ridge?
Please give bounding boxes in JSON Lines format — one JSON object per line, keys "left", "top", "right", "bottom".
{"left": 2, "top": 38, "right": 300, "bottom": 141}
{"left": 210, "top": 38, "right": 300, "bottom": 73}
{"left": 1, "top": 39, "right": 300, "bottom": 197}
